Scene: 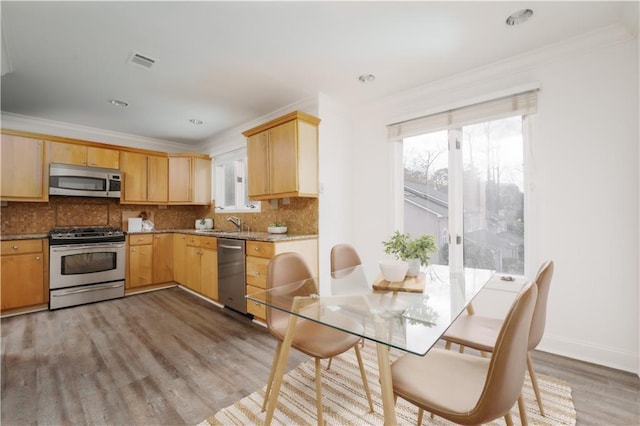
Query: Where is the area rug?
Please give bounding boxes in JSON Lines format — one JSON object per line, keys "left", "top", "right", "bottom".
{"left": 199, "top": 344, "right": 576, "bottom": 426}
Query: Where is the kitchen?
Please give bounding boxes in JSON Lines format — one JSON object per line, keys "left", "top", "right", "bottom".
{"left": 1, "top": 1, "right": 638, "bottom": 425}
{"left": 1, "top": 111, "right": 320, "bottom": 320}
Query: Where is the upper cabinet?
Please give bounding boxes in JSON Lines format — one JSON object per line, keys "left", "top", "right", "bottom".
{"left": 168, "top": 154, "right": 212, "bottom": 205}
{"left": 243, "top": 111, "right": 320, "bottom": 200}
{"left": 0, "top": 134, "right": 48, "bottom": 202}
{"left": 120, "top": 151, "right": 169, "bottom": 204}
{"left": 49, "top": 141, "right": 119, "bottom": 169}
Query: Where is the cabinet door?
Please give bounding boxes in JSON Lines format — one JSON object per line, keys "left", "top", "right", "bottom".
{"left": 185, "top": 246, "right": 202, "bottom": 293}
{"left": 200, "top": 248, "right": 218, "bottom": 300}
{"left": 121, "top": 151, "right": 148, "bottom": 202}
{"left": 247, "top": 131, "right": 270, "bottom": 197}
{"left": 148, "top": 155, "right": 169, "bottom": 203}
{"left": 1, "top": 252, "right": 45, "bottom": 310}
{"left": 192, "top": 157, "right": 212, "bottom": 204}
{"left": 173, "top": 234, "right": 188, "bottom": 285}
{"left": 153, "top": 234, "right": 173, "bottom": 284}
{"left": 168, "top": 156, "right": 192, "bottom": 203}
{"left": 269, "top": 120, "right": 297, "bottom": 195}
{"left": 1, "top": 135, "right": 46, "bottom": 200}
{"left": 129, "top": 244, "right": 153, "bottom": 288}
{"left": 87, "top": 146, "right": 119, "bottom": 169}
{"left": 49, "top": 141, "right": 87, "bottom": 165}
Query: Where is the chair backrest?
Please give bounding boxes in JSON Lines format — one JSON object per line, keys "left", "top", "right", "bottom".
{"left": 266, "top": 252, "right": 315, "bottom": 337}
{"left": 468, "top": 281, "right": 538, "bottom": 424}
{"left": 528, "top": 260, "right": 554, "bottom": 350}
{"left": 330, "top": 244, "right": 362, "bottom": 275}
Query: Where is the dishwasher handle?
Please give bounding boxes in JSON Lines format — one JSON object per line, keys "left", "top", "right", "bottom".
{"left": 219, "top": 244, "right": 243, "bottom": 250}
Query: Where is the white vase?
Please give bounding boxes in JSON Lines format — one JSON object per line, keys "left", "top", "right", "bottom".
{"left": 406, "top": 259, "right": 421, "bottom": 277}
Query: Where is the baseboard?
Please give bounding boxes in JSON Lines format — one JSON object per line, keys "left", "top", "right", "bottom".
{"left": 540, "top": 333, "right": 639, "bottom": 376}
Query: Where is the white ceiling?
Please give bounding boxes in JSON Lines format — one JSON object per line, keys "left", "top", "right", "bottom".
{"left": 1, "top": 1, "right": 637, "bottom": 146}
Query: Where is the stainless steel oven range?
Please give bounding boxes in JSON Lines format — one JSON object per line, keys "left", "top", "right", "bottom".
{"left": 48, "top": 226, "right": 125, "bottom": 310}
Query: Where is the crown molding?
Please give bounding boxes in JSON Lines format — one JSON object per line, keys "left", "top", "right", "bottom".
{"left": 1, "top": 111, "right": 195, "bottom": 153}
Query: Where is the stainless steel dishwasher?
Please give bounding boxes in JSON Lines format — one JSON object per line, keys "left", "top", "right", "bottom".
{"left": 217, "top": 238, "right": 247, "bottom": 314}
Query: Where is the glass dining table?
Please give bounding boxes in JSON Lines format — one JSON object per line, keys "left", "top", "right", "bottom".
{"left": 246, "top": 264, "right": 495, "bottom": 425}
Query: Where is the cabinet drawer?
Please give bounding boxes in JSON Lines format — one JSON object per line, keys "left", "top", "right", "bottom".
{"left": 200, "top": 236, "right": 217, "bottom": 249}
{"left": 246, "top": 241, "right": 274, "bottom": 259}
{"left": 1, "top": 239, "right": 43, "bottom": 255}
{"left": 246, "top": 284, "right": 266, "bottom": 319}
{"left": 246, "top": 256, "right": 269, "bottom": 288}
{"left": 129, "top": 234, "right": 153, "bottom": 245}
{"left": 186, "top": 235, "right": 201, "bottom": 247}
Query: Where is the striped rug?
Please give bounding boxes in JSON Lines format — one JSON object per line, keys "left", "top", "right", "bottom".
{"left": 200, "top": 344, "right": 576, "bottom": 426}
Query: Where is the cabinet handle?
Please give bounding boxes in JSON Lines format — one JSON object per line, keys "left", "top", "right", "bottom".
{"left": 254, "top": 272, "right": 261, "bottom": 276}
{"left": 12, "top": 245, "right": 18, "bottom": 250}
{"left": 132, "top": 248, "right": 137, "bottom": 252}
{"left": 35, "top": 256, "right": 40, "bottom": 261}
{"left": 254, "top": 247, "right": 260, "bottom": 251}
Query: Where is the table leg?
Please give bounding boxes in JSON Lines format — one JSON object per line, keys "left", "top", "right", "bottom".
{"left": 264, "top": 304, "right": 301, "bottom": 425}
{"left": 375, "top": 341, "right": 398, "bottom": 426}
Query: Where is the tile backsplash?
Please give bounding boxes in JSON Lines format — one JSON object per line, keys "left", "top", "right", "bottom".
{"left": 1, "top": 196, "right": 318, "bottom": 235}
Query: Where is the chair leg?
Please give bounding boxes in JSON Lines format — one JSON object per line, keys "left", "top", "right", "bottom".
{"left": 326, "top": 357, "right": 333, "bottom": 370}
{"left": 444, "top": 340, "right": 452, "bottom": 350}
{"left": 262, "top": 340, "right": 282, "bottom": 412}
{"left": 504, "top": 412, "right": 514, "bottom": 426}
{"left": 417, "top": 407, "right": 424, "bottom": 425}
{"left": 518, "top": 393, "right": 528, "bottom": 426}
{"left": 354, "top": 344, "right": 374, "bottom": 412}
{"left": 314, "top": 357, "right": 324, "bottom": 425}
{"left": 527, "top": 352, "right": 546, "bottom": 416}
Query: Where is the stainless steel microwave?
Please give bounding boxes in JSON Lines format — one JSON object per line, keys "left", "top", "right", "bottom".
{"left": 49, "top": 163, "right": 121, "bottom": 198}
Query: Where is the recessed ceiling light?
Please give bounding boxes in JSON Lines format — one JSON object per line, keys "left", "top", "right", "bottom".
{"left": 189, "top": 119, "right": 204, "bottom": 125}
{"left": 506, "top": 9, "right": 533, "bottom": 26}
{"left": 108, "top": 99, "right": 128, "bottom": 107}
{"left": 358, "top": 74, "right": 375, "bottom": 83}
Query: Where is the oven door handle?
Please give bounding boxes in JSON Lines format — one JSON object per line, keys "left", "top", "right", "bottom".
{"left": 51, "top": 282, "right": 124, "bottom": 296}
{"left": 51, "top": 243, "right": 125, "bottom": 252}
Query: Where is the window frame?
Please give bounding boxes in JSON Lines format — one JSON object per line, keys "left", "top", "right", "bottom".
{"left": 213, "top": 148, "right": 261, "bottom": 213}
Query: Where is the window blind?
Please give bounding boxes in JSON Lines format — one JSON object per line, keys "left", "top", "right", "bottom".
{"left": 388, "top": 89, "right": 538, "bottom": 141}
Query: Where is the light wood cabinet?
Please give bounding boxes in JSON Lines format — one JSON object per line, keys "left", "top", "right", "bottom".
{"left": 1, "top": 239, "right": 48, "bottom": 311}
{"left": 182, "top": 234, "right": 217, "bottom": 299}
{"left": 168, "top": 154, "right": 212, "bottom": 205}
{"left": 173, "top": 234, "right": 188, "bottom": 285}
{"left": 49, "top": 141, "right": 119, "bottom": 169}
{"left": 127, "top": 234, "right": 154, "bottom": 288}
{"left": 121, "top": 152, "right": 168, "bottom": 204}
{"left": 245, "top": 238, "right": 318, "bottom": 320}
{"left": 0, "top": 134, "right": 48, "bottom": 202}
{"left": 243, "top": 111, "right": 320, "bottom": 200}
{"left": 152, "top": 234, "right": 173, "bottom": 284}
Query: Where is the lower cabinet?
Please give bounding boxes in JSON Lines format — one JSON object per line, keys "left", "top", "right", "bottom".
{"left": 245, "top": 238, "right": 318, "bottom": 321}
{"left": 178, "top": 234, "right": 218, "bottom": 301}
{"left": 127, "top": 234, "right": 154, "bottom": 288}
{"left": 1, "top": 239, "right": 48, "bottom": 311}
{"left": 152, "top": 234, "right": 173, "bottom": 284}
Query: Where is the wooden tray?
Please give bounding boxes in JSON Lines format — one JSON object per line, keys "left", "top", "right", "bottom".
{"left": 372, "top": 273, "right": 425, "bottom": 293}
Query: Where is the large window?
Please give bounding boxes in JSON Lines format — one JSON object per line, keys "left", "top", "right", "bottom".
{"left": 213, "top": 149, "right": 260, "bottom": 213}
{"left": 392, "top": 90, "right": 536, "bottom": 275}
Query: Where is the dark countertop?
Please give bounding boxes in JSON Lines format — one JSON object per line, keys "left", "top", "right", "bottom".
{"left": 1, "top": 229, "right": 317, "bottom": 243}
{"left": 127, "top": 229, "right": 318, "bottom": 242}
{"left": 0, "top": 233, "right": 49, "bottom": 241}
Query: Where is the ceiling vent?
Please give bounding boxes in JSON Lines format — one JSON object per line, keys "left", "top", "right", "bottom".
{"left": 128, "top": 51, "right": 156, "bottom": 69}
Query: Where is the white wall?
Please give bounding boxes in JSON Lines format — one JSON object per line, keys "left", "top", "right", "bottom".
{"left": 346, "top": 25, "right": 639, "bottom": 374}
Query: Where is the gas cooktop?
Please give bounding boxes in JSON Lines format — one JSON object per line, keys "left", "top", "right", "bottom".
{"left": 48, "top": 226, "right": 125, "bottom": 244}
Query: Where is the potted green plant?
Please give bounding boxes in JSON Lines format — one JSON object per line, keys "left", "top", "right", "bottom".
{"left": 268, "top": 221, "right": 287, "bottom": 234}
{"left": 382, "top": 231, "right": 437, "bottom": 276}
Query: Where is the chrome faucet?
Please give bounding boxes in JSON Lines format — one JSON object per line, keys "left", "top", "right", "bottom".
{"left": 226, "top": 216, "right": 242, "bottom": 232}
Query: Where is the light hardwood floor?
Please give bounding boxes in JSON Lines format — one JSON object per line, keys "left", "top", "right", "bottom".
{"left": 2, "top": 287, "right": 638, "bottom": 425}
